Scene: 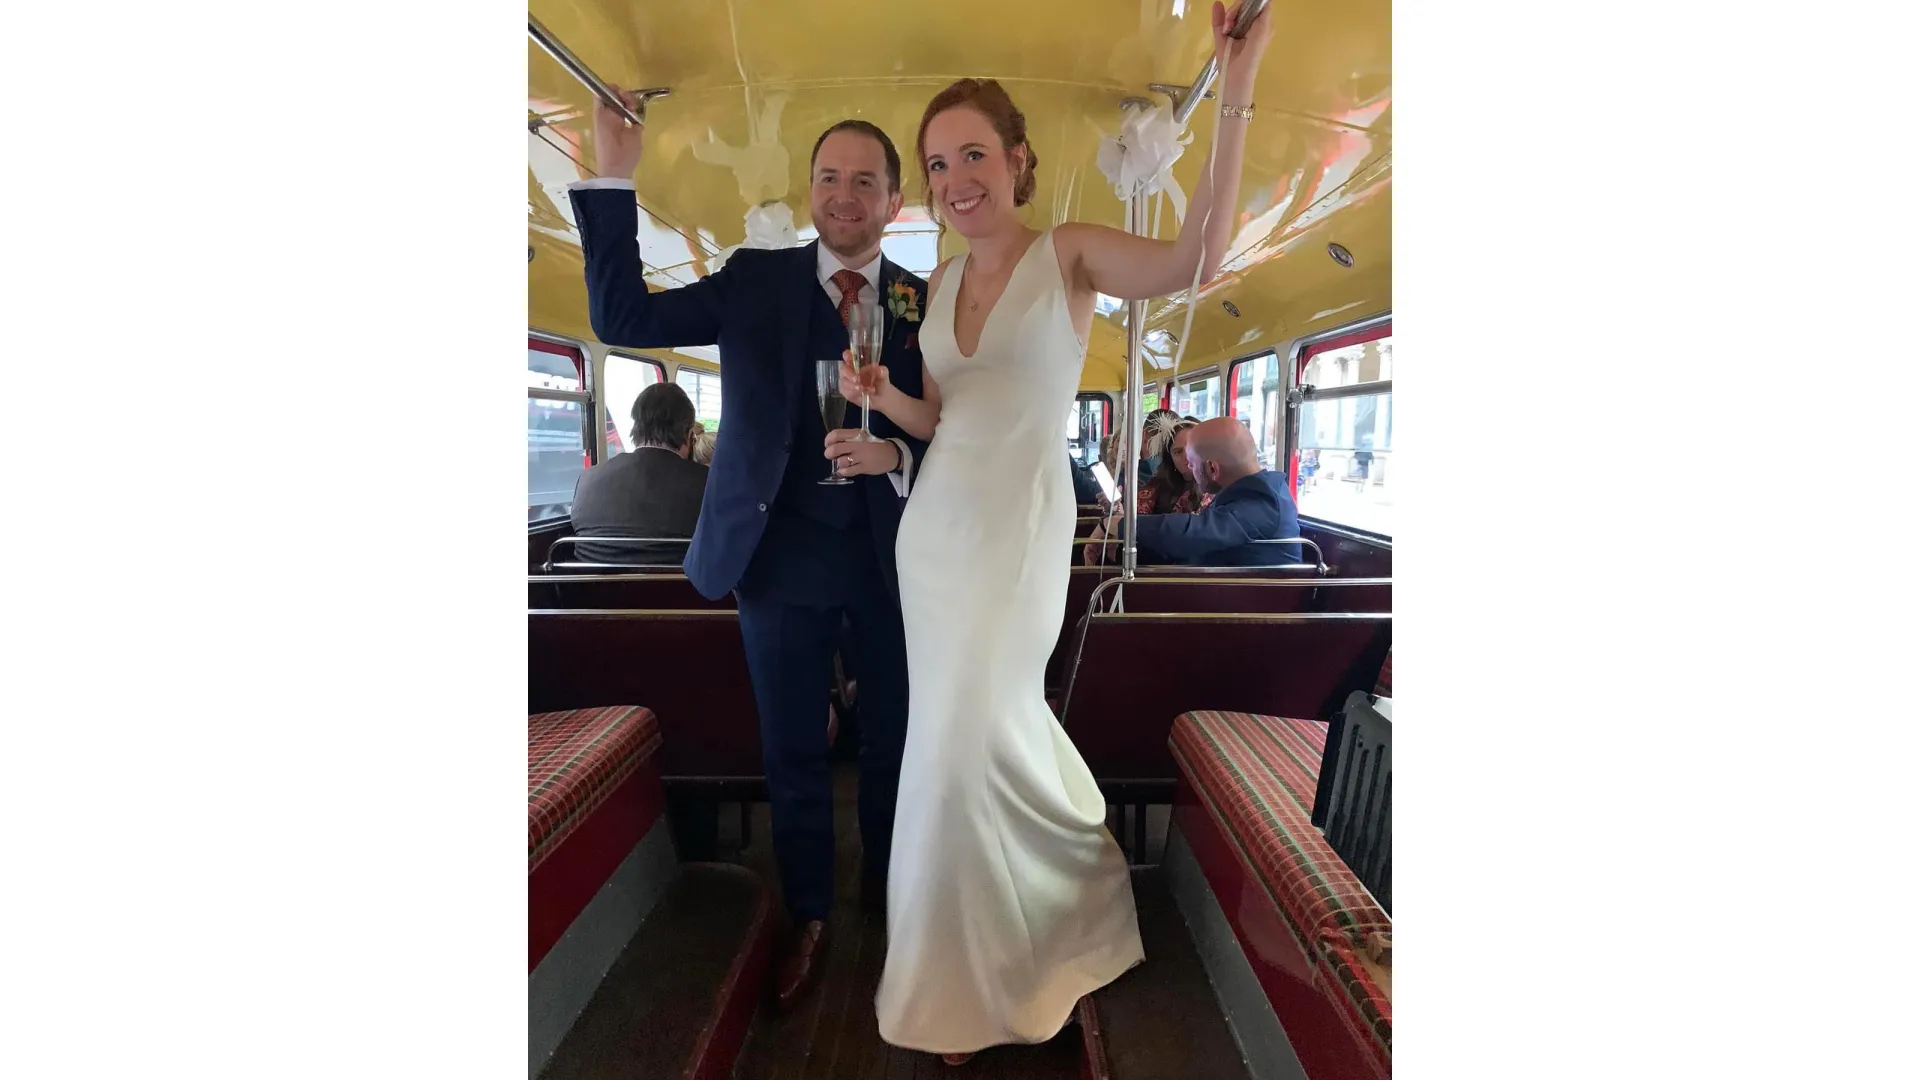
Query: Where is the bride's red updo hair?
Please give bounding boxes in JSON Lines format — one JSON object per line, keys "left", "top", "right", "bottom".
{"left": 915, "top": 78, "right": 1040, "bottom": 211}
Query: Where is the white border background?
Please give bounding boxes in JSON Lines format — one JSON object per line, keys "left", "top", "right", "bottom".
{"left": 5, "top": 1, "right": 1916, "bottom": 1075}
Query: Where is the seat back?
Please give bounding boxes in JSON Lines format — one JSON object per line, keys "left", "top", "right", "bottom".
{"left": 542, "top": 535, "right": 692, "bottom": 573}
{"left": 1060, "top": 613, "right": 1392, "bottom": 781}
{"left": 1316, "top": 690, "right": 1392, "bottom": 913}
{"left": 529, "top": 610, "right": 762, "bottom": 780}
{"left": 1044, "top": 565, "right": 1119, "bottom": 693}
{"left": 530, "top": 519, "right": 574, "bottom": 571}
{"left": 1300, "top": 520, "right": 1392, "bottom": 578}
{"left": 1089, "top": 576, "right": 1392, "bottom": 616}
{"left": 529, "top": 574, "right": 734, "bottom": 610}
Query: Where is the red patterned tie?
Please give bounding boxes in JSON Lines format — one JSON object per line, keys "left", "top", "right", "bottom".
{"left": 830, "top": 269, "right": 865, "bottom": 327}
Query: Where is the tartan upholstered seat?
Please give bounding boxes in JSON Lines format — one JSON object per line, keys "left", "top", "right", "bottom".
{"left": 1374, "top": 650, "right": 1393, "bottom": 697}
{"left": 1171, "top": 710, "right": 1392, "bottom": 1072}
{"left": 528, "top": 706, "right": 662, "bottom": 872}
{"left": 1177, "top": 710, "right": 1329, "bottom": 814}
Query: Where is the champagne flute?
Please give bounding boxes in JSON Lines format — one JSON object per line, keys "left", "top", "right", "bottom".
{"left": 816, "top": 359, "right": 853, "bottom": 486}
{"left": 846, "top": 298, "right": 884, "bottom": 443}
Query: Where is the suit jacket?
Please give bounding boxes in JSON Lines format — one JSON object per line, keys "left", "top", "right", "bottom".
{"left": 1128, "top": 470, "right": 1301, "bottom": 567}
{"left": 568, "top": 186, "right": 930, "bottom": 601}
{"left": 568, "top": 447, "right": 708, "bottom": 566}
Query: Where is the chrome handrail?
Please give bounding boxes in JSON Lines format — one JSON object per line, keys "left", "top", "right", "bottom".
{"left": 1162, "top": 0, "right": 1270, "bottom": 124}
{"left": 1248, "top": 537, "right": 1327, "bottom": 571}
{"left": 528, "top": 16, "right": 668, "bottom": 128}
{"left": 1092, "top": 574, "right": 1390, "bottom": 605}
{"left": 542, "top": 535, "right": 691, "bottom": 572}
{"left": 1077, "top": 535, "right": 1328, "bottom": 575}
{"left": 542, "top": 563, "right": 690, "bottom": 575}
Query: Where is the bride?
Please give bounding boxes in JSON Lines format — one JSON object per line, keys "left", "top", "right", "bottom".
{"left": 828, "top": 1, "right": 1273, "bottom": 1065}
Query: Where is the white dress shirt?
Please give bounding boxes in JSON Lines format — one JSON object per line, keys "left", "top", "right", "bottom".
{"left": 567, "top": 177, "right": 914, "bottom": 495}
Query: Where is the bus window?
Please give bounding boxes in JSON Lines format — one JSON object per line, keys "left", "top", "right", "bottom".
{"left": 675, "top": 367, "right": 723, "bottom": 434}
{"left": 1228, "top": 352, "right": 1287, "bottom": 470}
{"left": 528, "top": 339, "right": 592, "bottom": 523}
{"left": 1296, "top": 329, "right": 1393, "bottom": 536}
{"left": 1171, "top": 372, "right": 1222, "bottom": 419}
{"left": 602, "top": 353, "right": 666, "bottom": 457}
{"left": 1065, "top": 393, "right": 1111, "bottom": 466}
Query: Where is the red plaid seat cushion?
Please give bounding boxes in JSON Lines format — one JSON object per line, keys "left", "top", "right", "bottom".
{"left": 528, "top": 706, "right": 662, "bottom": 872}
{"left": 1374, "top": 650, "right": 1393, "bottom": 697}
{"left": 1171, "top": 710, "right": 1392, "bottom": 1069}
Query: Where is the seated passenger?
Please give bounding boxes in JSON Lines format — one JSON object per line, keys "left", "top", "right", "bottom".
{"left": 1137, "top": 407, "right": 1183, "bottom": 483}
{"left": 1139, "top": 416, "right": 1209, "bottom": 514}
{"left": 1101, "top": 417, "right": 1300, "bottom": 567}
{"left": 568, "top": 383, "right": 708, "bottom": 566}
{"left": 689, "top": 421, "right": 717, "bottom": 466}
{"left": 1081, "top": 418, "right": 1210, "bottom": 564}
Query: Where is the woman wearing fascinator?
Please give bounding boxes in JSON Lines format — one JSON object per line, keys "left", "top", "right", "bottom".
{"left": 1082, "top": 412, "right": 1210, "bottom": 564}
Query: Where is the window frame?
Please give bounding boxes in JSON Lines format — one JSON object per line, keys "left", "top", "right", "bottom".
{"left": 672, "top": 362, "right": 724, "bottom": 436}
{"left": 527, "top": 330, "right": 598, "bottom": 525}
{"left": 600, "top": 350, "right": 669, "bottom": 458}
{"left": 1067, "top": 391, "right": 1113, "bottom": 465}
{"left": 1169, "top": 365, "right": 1226, "bottom": 420}
{"left": 1282, "top": 313, "right": 1393, "bottom": 539}
{"left": 1225, "top": 347, "right": 1287, "bottom": 471}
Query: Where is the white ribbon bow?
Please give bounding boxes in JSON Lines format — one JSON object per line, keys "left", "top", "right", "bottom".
{"left": 1096, "top": 103, "right": 1192, "bottom": 236}
{"left": 711, "top": 201, "right": 799, "bottom": 269}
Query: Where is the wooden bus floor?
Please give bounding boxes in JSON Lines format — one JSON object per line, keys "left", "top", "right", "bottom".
{"left": 1092, "top": 869, "right": 1253, "bottom": 1080}
{"left": 724, "top": 764, "right": 1250, "bottom": 1080}
{"left": 726, "top": 764, "right": 1083, "bottom": 1079}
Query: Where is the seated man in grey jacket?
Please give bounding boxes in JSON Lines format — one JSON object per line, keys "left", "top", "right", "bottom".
{"left": 568, "top": 382, "right": 709, "bottom": 566}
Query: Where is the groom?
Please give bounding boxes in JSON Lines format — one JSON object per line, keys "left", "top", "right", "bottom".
{"left": 567, "top": 94, "right": 927, "bottom": 1010}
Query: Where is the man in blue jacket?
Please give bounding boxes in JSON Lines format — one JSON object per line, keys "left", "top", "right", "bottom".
{"left": 1101, "top": 417, "right": 1301, "bottom": 566}
{"left": 566, "top": 93, "right": 925, "bottom": 1009}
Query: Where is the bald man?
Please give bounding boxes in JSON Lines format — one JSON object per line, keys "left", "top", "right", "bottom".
{"left": 1109, "top": 416, "right": 1301, "bottom": 567}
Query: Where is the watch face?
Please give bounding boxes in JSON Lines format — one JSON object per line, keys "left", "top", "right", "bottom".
{"left": 1327, "top": 243, "right": 1354, "bottom": 268}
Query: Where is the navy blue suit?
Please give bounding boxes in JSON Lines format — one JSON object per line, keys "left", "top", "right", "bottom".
{"left": 570, "top": 186, "right": 927, "bottom": 920}
{"left": 1128, "top": 470, "right": 1302, "bottom": 566}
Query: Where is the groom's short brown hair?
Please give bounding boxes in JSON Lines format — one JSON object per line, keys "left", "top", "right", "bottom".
{"left": 810, "top": 120, "right": 901, "bottom": 193}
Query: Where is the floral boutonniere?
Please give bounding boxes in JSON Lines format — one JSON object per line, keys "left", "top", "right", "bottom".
{"left": 886, "top": 281, "right": 922, "bottom": 323}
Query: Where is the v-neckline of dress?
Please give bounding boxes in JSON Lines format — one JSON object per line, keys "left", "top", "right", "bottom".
{"left": 954, "top": 230, "right": 1048, "bottom": 361}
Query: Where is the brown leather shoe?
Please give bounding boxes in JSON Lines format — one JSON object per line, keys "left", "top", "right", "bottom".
{"left": 775, "top": 919, "right": 828, "bottom": 1011}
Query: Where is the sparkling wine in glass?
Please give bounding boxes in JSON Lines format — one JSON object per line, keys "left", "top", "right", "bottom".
{"left": 847, "top": 299, "right": 884, "bottom": 442}
{"left": 816, "top": 359, "right": 853, "bottom": 485}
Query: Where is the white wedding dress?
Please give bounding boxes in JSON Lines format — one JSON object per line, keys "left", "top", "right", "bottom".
{"left": 876, "top": 230, "right": 1144, "bottom": 1054}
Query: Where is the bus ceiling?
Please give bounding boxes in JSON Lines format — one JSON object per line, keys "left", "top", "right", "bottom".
{"left": 526, "top": 0, "right": 1389, "bottom": 391}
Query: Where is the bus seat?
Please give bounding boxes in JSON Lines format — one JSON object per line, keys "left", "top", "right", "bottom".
{"left": 529, "top": 611, "right": 763, "bottom": 782}
{"left": 529, "top": 574, "right": 735, "bottom": 611}
{"left": 529, "top": 705, "right": 667, "bottom": 969}
{"left": 1374, "top": 649, "right": 1392, "bottom": 698}
{"left": 1083, "top": 576, "right": 1392, "bottom": 617}
{"left": 1058, "top": 612, "right": 1390, "bottom": 785}
{"left": 541, "top": 535, "right": 693, "bottom": 573}
{"left": 1044, "top": 566, "right": 1119, "bottom": 695}
{"left": 531, "top": 519, "right": 575, "bottom": 571}
{"left": 528, "top": 705, "right": 773, "bottom": 1080}
{"left": 1169, "top": 708, "right": 1392, "bottom": 1080}
{"left": 1299, "top": 521, "right": 1393, "bottom": 579}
